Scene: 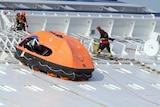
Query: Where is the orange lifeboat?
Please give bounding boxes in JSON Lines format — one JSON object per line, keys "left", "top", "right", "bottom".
{"left": 15, "top": 30, "right": 94, "bottom": 81}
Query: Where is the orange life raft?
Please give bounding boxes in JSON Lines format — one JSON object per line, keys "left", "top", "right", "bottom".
{"left": 15, "top": 30, "right": 94, "bottom": 80}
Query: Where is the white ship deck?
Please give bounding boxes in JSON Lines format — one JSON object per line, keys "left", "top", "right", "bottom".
{"left": 0, "top": 0, "right": 160, "bottom": 107}
{"left": 0, "top": 59, "right": 160, "bottom": 107}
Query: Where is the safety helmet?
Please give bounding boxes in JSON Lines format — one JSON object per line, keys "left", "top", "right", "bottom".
{"left": 96, "top": 26, "right": 101, "bottom": 29}
{"left": 21, "top": 11, "right": 26, "bottom": 15}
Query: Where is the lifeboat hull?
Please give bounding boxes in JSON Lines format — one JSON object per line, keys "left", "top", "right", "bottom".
{"left": 15, "top": 30, "right": 94, "bottom": 81}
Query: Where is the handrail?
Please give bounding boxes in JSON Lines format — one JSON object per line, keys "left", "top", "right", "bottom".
{"left": 1, "top": 7, "right": 160, "bottom": 15}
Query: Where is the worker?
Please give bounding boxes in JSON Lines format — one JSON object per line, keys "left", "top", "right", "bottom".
{"left": 21, "top": 11, "right": 28, "bottom": 31}
{"left": 96, "top": 26, "right": 114, "bottom": 57}
{"left": 16, "top": 12, "right": 22, "bottom": 30}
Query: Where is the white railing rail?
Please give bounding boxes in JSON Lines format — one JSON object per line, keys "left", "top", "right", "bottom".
{"left": 0, "top": 10, "right": 15, "bottom": 32}
{"left": 71, "top": 33, "right": 94, "bottom": 52}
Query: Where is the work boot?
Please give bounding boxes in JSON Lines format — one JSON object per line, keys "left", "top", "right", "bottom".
{"left": 109, "top": 52, "right": 113, "bottom": 57}
{"left": 97, "top": 49, "right": 101, "bottom": 56}
{"left": 96, "top": 52, "right": 101, "bottom": 56}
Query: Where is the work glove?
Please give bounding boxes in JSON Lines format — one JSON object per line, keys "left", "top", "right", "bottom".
{"left": 110, "top": 38, "right": 115, "bottom": 41}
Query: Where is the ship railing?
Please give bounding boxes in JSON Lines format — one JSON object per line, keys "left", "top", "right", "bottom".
{"left": 13, "top": 30, "right": 29, "bottom": 38}
{"left": 70, "top": 33, "right": 94, "bottom": 53}
{"left": 0, "top": 29, "right": 27, "bottom": 59}
{"left": 0, "top": 32, "right": 17, "bottom": 56}
{"left": 112, "top": 40, "right": 128, "bottom": 56}
{"left": 0, "top": 9, "right": 29, "bottom": 58}
{"left": 7, "top": 8, "right": 155, "bottom": 19}
{"left": 0, "top": 10, "right": 28, "bottom": 37}
{"left": 71, "top": 33, "right": 118, "bottom": 55}
{"left": 0, "top": 35, "right": 14, "bottom": 57}
{"left": 124, "top": 39, "right": 145, "bottom": 55}
{"left": 0, "top": 10, "right": 15, "bottom": 32}
{"left": 111, "top": 35, "right": 145, "bottom": 56}
{"left": 76, "top": 33, "right": 96, "bottom": 54}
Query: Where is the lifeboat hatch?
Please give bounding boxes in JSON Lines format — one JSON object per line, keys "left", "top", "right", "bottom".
{"left": 19, "top": 36, "right": 52, "bottom": 56}
{"left": 50, "top": 31, "right": 63, "bottom": 39}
